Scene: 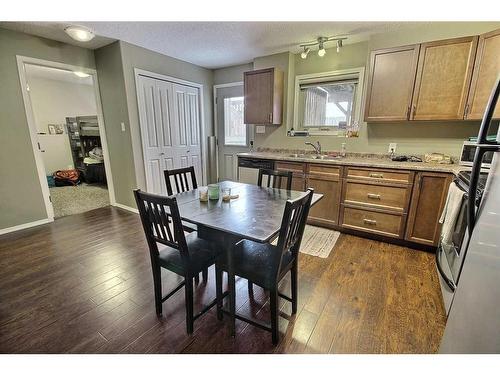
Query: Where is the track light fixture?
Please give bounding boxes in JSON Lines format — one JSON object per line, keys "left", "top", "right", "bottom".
{"left": 299, "top": 36, "right": 347, "bottom": 59}
{"left": 300, "top": 46, "right": 310, "bottom": 59}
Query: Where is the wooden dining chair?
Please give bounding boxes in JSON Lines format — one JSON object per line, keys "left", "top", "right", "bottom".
{"left": 215, "top": 188, "right": 314, "bottom": 344}
{"left": 257, "top": 168, "right": 293, "bottom": 191}
{"left": 134, "top": 189, "right": 222, "bottom": 334}
{"left": 164, "top": 166, "right": 198, "bottom": 196}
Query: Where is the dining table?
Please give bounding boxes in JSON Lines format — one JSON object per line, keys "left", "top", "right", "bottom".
{"left": 171, "top": 180, "right": 323, "bottom": 335}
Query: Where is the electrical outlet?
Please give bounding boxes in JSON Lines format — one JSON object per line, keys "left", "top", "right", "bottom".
{"left": 121, "top": 122, "right": 126, "bottom": 132}
{"left": 256, "top": 125, "right": 266, "bottom": 134}
{"left": 388, "top": 143, "right": 397, "bottom": 154}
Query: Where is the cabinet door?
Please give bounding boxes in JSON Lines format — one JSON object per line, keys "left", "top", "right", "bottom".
{"left": 364, "top": 45, "right": 420, "bottom": 122}
{"left": 307, "top": 165, "right": 341, "bottom": 226}
{"left": 411, "top": 36, "right": 478, "bottom": 121}
{"left": 466, "top": 28, "right": 500, "bottom": 120}
{"left": 275, "top": 161, "right": 305, "bottom": 191}
{"left": 405, "top": 172, "right": 453, "bottom": 246}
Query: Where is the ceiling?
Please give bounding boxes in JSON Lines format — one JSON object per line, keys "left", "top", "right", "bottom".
{"left": 25, "top": 64, "right": 94, "bottom": 86}
{"left": 1, "top": 21, "right": 429, "bottom": 69}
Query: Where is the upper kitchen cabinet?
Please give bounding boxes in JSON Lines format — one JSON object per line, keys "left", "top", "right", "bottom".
{"left": 244, "top": 67, "right": 283, "bottom": 125}
{"left": 364, "top": 45, "right": 420, "bottom": 122}
{"left": 466, "top": 28, "right": 500, "bottom": 120}
{"left": 411, "top": 36, "right": 478, "bottom": 121}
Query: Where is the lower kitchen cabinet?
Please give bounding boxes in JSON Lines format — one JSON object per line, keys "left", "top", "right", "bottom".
{"left": 306, "top": 164, "right": 342, "bottom": 227}
{"left": 275, "top": 161, "right": 306, "bottom": 191}
{"left": 405, "top": 171, "right": 453, "bottom": 246}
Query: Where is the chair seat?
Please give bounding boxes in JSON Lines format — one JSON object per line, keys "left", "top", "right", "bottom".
{"left": 158, "top": 232, "right": 220, "bottom": 276}
{"left": 218, "top": 240, "right": 295, "bottom": 289}
{"left": 182, "top": 220, "right": 198, "bottom": 233}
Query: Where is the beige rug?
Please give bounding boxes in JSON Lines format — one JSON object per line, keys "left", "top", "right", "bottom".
{"left": 272, "top": 225, "right": 340, "bottom": 258}
{"left": 50, "top": 183, "right": 110, "bottom": 218}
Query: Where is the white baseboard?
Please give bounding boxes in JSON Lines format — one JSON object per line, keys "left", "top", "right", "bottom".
{"left": 112, "top": 203, "right": 139, "bottom": 214}
{"left": 0, "top": 218, "right": 53, "bottom": 236}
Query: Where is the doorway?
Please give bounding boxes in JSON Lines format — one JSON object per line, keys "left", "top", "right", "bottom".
{"left": 214, "top": 83, "right": 252, "bottom": 181}
{"left": 17, "top": 56, "right": 115, "bottom": 220}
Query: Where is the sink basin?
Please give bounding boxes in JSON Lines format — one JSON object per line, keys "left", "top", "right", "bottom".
{"left": 288, "top": 153, "right": 343, "bottom": 160}
{"left": 288, "top": 154, "right": 306, "bottom": 158}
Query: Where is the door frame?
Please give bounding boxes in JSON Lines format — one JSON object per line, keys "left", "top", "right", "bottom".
{"left": 213, "top": 81, "right": 244, "bottom": 181}
{"left": 134, "top": 68, "right": 207, "bottom": 188}
{"left": 16, "top": 55, "right": 116, "bottom": 221}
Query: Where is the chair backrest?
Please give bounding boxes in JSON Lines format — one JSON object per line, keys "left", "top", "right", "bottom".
{"left": 133, "top": 189, "right": 190, "bottom": 264}
{"left": 275, "top": 188, "right": 314, "bottom": 274}
{"left": 164, "top": 166, "right": 198, "bottom": 196}
{"left": 257, "top": 168, "right": 293, "bottom": 191}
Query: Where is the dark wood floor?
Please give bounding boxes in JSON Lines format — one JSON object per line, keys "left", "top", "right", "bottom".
{"left": 0, "top": 207, "right": 446, "bottom": 353}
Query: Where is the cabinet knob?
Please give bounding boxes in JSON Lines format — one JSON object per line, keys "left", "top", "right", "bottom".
{"left": 369, "top": 173, "right": 384, "bottom": 178}
{"left": 367, "top": 193, "right": 381, "bottom": 199}
{"left": 363, "top": 218, "right": 377, "bottom": 225}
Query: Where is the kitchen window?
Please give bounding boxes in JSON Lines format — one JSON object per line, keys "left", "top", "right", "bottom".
{"left": 224, "top": 96, "right": 246, "bottom": 146}
{"left": 292, "top": 68, "right": 364, "bottom": 136}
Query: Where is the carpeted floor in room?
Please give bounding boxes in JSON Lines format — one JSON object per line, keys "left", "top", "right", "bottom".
{"left": 50, "top": 183, "right": 110, "bottom": 218}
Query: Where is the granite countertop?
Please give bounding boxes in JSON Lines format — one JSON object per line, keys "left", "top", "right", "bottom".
{"left": 237, "top": 151, "right": 469, "bottom": 176}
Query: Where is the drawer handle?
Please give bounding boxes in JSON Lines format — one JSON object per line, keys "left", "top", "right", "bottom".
{"left": 367, "top": 193, "right": 381, "bottom": 200}
{"left": 369, "top": 173, "right": 384, "bottom": 178}
{"left": 363, "top": 219, "right": 377, "bottom": 225}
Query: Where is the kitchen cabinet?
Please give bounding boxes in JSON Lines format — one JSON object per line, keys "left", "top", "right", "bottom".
{"left": 306, "top": 164, "right": 342, "bottom": 227}
{"left": 364, "top": 45, "right": 420, "bottom": 122}
{"left": 411, "top": 36, "right": 478, "bottom": 121}
{"left": 244, "top": 67, "right": 283, "bottom": 125}
{"left": 275, "top": 161, "right": 305, "bottom": 191}
{"left": 466, "top": 28, "right": 500, "bottom": 120}
{"left": 405, "top": 171, "right": 453, "bottom": 246}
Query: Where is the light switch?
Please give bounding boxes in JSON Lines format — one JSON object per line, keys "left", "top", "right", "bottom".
{"left": 256, "top": 125, "right": 266, "bottom": 134}
{"left": 121, "top": 122, "right": 126, "bottom": 132}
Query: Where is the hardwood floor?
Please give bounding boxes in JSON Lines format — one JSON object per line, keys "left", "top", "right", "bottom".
{"left": 0, "top": 207, "right": 446, "bottom": 353}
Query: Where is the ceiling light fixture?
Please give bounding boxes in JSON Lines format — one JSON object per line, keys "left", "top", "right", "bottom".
{"left": 300, "top": 47, "right": 310, "bottom": 59}
{"left": 73, "top": 71, "right": 90, "bottom": 78}
{"left": 299, "top": 36, "right": 347, "bottom": 59}
{"left": 64, "top": 26, "right": 95, "bottom": 42}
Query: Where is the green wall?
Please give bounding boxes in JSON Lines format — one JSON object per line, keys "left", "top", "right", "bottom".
{"left": 215, "top": 22, "right": 500, "bottom": 158}
{"left": 213, "top": 63, "right": 252, "bottom": 85}
{"left": 0, "top": 28, "right": 96, "bottom": 230}
{"left": 94, "top": 42, "right": 136, "bottom": 208}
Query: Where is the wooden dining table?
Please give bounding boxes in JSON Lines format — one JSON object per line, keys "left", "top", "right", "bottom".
{"left": 171, "top": 180, "right": 323, "bottom": 335}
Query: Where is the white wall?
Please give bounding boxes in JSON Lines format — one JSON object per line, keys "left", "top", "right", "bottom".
{"left": 27, "top": 76, "right": 97, "bottom": 175}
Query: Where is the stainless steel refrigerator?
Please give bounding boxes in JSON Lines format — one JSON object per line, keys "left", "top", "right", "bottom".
{"left": 440, "top": 76, "right": 500, "bottom": 353}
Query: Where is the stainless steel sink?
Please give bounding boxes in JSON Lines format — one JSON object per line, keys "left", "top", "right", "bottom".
{"left": 288, "top": 154, "right": 306, "bottom": 158}
{"left": 288, "top": 153, "right": 343, "bottom": 160}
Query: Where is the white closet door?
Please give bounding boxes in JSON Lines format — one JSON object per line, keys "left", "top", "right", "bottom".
{"left": 137, "top": 75, "right": 203, "bottom": 194}
{"left": 171, "top": 83, "right": 203, "bottom": 182}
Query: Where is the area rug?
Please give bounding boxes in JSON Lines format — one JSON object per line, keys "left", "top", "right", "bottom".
{"left": 299, "top": 225, "right": 341, "bottom": 258}
{"left": 272, "top": 225, "right": 340, "bottom": 258}
{"left": 50, "top": 183, "right": 110, "bottom": 218}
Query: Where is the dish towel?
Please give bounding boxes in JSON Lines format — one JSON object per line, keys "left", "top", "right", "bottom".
{"left": 439, "top": 182, "right": 465, "bottom": 247}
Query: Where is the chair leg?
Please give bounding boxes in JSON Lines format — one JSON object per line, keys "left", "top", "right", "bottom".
{"left": 228, "top": 272, "right": 236, "bottom": 337}
{"left": 202, "top": 268, "right": 208, "bottom": 283}
{"left": 215, "top": 265, "right": 223, "bottom": 321}
{"left": 152, "top": 265, "right": 162, "bottom": 316}
{"left": 270, "top": 288, "right": 279, "bottom": 345}
{"left": 194, "top": 273, "right": 200, "bottom": 284}
{"left": 248, "top": 281, "right": 254, "bottom": 293}
{"left": 185, "top": 276, "right": 194, "bottom": 334}
{"left": 291, "top": 261, "right": 298, "bottom": 315}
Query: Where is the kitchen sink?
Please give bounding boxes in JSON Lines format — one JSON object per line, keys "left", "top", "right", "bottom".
{"left": 288, "top": 154, "right": 342, "bottom": 160}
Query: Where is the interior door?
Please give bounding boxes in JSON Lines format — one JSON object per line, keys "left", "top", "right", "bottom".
{"left": 137, "top": 75, "right": 203, "bottom": 194}
{"left": 216, "top": 84, "right": 251, "bottom": 181}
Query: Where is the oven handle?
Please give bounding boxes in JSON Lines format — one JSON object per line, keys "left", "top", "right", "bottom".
{"left": 435, "top": 245, "right": 456, "bottom": 292}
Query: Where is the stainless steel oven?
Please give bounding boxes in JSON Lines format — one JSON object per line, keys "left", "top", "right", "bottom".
{"left": 436, "top": 171, "right": 488, "bottom": 314}
{"left": 460, "top": 141, "right": 494, "bottom": 168}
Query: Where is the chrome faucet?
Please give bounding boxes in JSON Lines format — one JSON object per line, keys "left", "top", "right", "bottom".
{"left": 305, "top": 141, "right": 321, "bottom": 155}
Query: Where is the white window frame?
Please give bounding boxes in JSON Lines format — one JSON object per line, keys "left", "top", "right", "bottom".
{"left": 223, "top": 96, "right": 247, "bottom": 147}
{"left": 292, "top": 67, "right": 365, "bottom": 136}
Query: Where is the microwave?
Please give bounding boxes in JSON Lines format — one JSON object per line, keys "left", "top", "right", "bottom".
{"left": 460, "top": 141, "right": 493, "bottom": 168}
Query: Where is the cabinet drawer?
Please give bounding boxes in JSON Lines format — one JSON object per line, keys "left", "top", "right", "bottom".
{"left": 341, "top": 206, "right": 404, "bottom": 238}
{"left": 346, "top": 167, "right": 410, "bottom": 184}
{"left": 344, "top": 181, "right": 408, "bottom": 212}
{"left": 275, "top": 161, "right": 305, "bottom": 175}
{"left": 308, "top": 164, "right": 341, "bottom": 181}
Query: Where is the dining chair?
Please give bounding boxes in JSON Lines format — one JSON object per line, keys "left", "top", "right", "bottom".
{"left": 133, "top": 189, "right": 222, "bottom": 334}
{"left": 215, "top": 188, "right": 314, "bottom": 344}
{"left": 257, "top": 168, "right": 293, "bottom": 191}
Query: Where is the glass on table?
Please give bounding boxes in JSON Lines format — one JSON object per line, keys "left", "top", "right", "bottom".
{"left": 199, "top": 186, "right": 208, "bottom": 202}
{"left": 222, "top": 187, "right": 231, "bottom": 202}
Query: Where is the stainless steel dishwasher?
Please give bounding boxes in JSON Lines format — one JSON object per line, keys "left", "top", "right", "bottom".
{"left": 237, "top": 157, "right": 274, "bottom": 185}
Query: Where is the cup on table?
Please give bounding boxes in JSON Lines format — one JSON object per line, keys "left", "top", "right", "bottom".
{"left": 199, "top": 186, "right": 208, "bottom": 202}
{"left": 222, "top": 187, "right": 231, "bottom": 202}
{"left": 208, "top": 184, "right": 220, "bottom": 200}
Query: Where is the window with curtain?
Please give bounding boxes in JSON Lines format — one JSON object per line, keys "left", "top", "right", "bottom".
{"left": 299, "top": 79, "right": 358, "bottom": 129}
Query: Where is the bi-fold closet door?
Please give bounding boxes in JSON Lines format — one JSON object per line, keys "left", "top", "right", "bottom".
{"left": 137, "top": 75, "right": 203, "bottom": 195}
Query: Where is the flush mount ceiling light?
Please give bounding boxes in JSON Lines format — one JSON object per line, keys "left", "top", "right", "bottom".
{"left": 300, "top": 47, "right": 310, "bottom": 59}
{"left": 64, "top": 26, "right": 95, "bottom": 42}
{"left": 299, "top": 36, "right": 347, "bottom": 59}
{"left": 73, "top": 71, "right": 90, "bottom": 78}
